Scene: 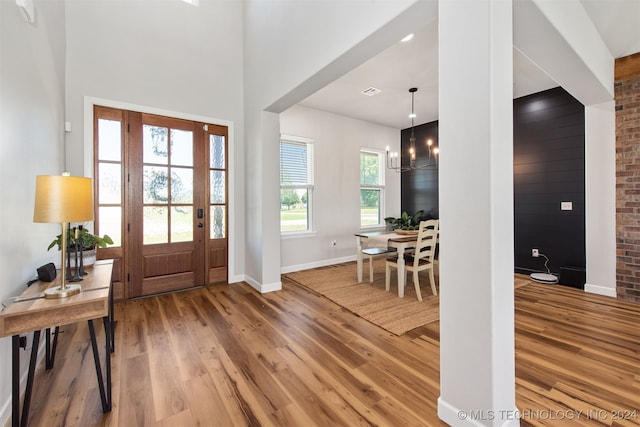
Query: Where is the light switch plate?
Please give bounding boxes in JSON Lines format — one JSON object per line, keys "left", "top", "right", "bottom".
{"left": 561, "top": 201, "right": 573, "bottom": 211}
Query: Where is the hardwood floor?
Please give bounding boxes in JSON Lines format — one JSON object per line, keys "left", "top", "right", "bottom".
{"left": 23, "top": 275, "right": 640, "bottom": 427}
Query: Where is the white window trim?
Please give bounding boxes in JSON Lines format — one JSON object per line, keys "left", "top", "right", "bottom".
{"left": 280, "top": 134, "right": 314, "bottom": 235}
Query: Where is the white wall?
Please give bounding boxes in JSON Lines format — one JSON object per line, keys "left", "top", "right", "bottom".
{"left": 64, "top": 0, "right": 246, "bottom": 280}
{"left": 513, "top": 0, "right": 613, "bottom": 106}
{"left": 279, "top": 105, "right": 400, "bottom": 272}
{"left": 0, "top": 0, "right": 67, "bottom": 423}
{"left": 585, "top": 101, "right": 617, "bottom": 297}
{"left": 242, "top": 0, "right": 435, "bottom": 287}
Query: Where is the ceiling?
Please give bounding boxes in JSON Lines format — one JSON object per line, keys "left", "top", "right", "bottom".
{"left": 298, "top": 0, "right": 640, "bottom": 129}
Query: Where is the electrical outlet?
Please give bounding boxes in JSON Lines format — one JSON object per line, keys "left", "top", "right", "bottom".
{"left": 532, "top": 249, "right": 539, "bottom": 257}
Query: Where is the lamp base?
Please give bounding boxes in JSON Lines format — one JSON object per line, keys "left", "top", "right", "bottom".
{"left": 44, "top": 284, "right": 81, "bottom": 299}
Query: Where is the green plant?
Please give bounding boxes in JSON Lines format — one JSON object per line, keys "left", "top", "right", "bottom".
{"left": 384, "top": 210, "right": 424, "bottom": 231}
{"left": 48, "top": 227, "right": 113, "bottom": 251}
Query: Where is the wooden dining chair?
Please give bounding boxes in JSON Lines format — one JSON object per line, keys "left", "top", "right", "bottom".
{"left": 385, "top": 219, "right": 439, "bottom": 301}
{"left": 361, "top": 247, "right": 396, "bottom": 282}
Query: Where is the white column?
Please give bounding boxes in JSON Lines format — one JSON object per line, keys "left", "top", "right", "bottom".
{"left": 585, "top": 102, "right": 616, "bottom": 297}
{"left": 260, "top": 110, "right": 283, "bottom": 292}
{"left": 437, "top": 0, "right": 519, "bottom": 426}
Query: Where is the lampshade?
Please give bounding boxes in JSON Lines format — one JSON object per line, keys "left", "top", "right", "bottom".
{"left": 33, "top": 175, "right": 94, "bottom": 223}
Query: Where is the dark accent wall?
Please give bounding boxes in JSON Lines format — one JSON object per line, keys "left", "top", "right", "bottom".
{"left": 513, "top": 87, "right": 585, "bottom": 275}
{"left": 400, "top": 87, "right": 585, "bottom": 277}
{"left": 400, "top": 121, "right": 439, "bottom": 219}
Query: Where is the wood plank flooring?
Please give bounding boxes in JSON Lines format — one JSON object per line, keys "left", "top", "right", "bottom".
{"left": 23, "top": 276, "right": 640, "bottom": 427}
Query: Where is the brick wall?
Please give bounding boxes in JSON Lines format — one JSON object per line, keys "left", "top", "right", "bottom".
{"left": 615, "top": 52, "right": 640, "bottom": 303}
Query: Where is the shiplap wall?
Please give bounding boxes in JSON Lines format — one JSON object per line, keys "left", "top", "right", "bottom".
{"left": 401, "top": 87, "right": 586, "bottom": 276}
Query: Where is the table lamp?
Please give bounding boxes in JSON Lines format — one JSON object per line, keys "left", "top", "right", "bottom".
{"left": 33, "top": 175, "right": 94, "bottom": 298}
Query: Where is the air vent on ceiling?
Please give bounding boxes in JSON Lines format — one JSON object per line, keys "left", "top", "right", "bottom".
{"left": 360, "top": 87, "right": 382, "bottom": 97}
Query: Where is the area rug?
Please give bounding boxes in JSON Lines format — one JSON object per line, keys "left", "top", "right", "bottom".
{"left": 284, "top": 259, "right": 440, "bottom": 335}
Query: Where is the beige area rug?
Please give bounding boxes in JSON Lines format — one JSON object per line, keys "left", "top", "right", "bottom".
{"left": 284, "top": 259, "right": 440, "bottom": 335}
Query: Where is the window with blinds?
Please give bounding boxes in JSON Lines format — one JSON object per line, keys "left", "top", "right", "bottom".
{"left": 280, "top": 136, "right": 314, "bottom": 233}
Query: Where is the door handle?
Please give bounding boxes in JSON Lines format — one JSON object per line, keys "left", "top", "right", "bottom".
{"left": 197, "top": 223, "right": 204, "bottom": 228}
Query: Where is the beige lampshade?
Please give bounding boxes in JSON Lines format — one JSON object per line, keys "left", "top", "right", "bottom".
{"left": 33, "top": 175, "right": 94, "bottom": 223}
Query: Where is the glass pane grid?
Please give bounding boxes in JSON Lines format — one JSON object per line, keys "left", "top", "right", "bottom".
{"left": 170, "top": 129, "right": 193, "bottom": 166}
{"left": 210, "top": 205, "right": 226, "bottom": 238}
{"left": 360, "top": 151, "right": 381, "bottom": 185}
{"left": 142, "top": 124, "right": 196, "bottom": 245}
{"left": 143, "top": 125, "right": 169, "bottom": 165}
{"left": 171, "top": 206, "right": 193, "bottom": 242}
{"left": 143, "top": 206, "right": 169, "bottom": 244}
{"left": 98, "top": 118, "right": 122, "bottom": 161}
{"left": 360, "top": 189, "right": 381, "bottom": 226}
{"left": 210, "top": 170, "right": 225, "bottom": 204}
{"left": 280, "top": 188, "right": 309, "bottom": 232}
{"left": 98, "top": 206, "right": 122, "bottom": 247}
{"left": 210, "top": 135, "right": 226, "bottom": 169}
{"left": 98, "top": 162, "right": 122, "bottom": 204}
{"left": 97, "top": 115, "right": 123, "bottom": 247}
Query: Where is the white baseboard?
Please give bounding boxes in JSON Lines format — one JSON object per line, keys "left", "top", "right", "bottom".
{"left": 243, "top": 275, "right": 282, "bottom": 293}
{"left": 237, "top": 255, "right": 358, "bottom": 293}
{"left": 584, "top": 283, "right": 617, "bottom": 298}
{"left": 228, "top": 273, "right": 245, "bottom": 284}
{"left": 280, "top": 255, "right": 356, "bottom": 275}
{"left": 438, "top": 397, "right": 521, "bottom": 427}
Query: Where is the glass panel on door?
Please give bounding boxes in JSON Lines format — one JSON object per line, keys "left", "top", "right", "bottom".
{"left": 209, "top": 134, "right": 226, "bottom": 239}
{"left": 97, "top": 118, "right": 123, "bottom": 246}
{"left": 208, "top": 131, "right": 228, "bottom": 284}
{"left": 142, "top": 125, "right": 194, "bottom": 246}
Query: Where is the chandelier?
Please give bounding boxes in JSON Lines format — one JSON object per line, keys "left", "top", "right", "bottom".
{"left": 386, "top": 87, "right": 438, "bottom": 172}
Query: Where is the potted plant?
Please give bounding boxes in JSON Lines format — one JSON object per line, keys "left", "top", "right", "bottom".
{"left": 48, "top": 227, "right": 113, "bottom": 267}
{"left": 384, "top": 210, "right": 424, "bottom": 232}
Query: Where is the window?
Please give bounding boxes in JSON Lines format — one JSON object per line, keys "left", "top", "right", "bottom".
{"left": 280, "top": 136, "right": 314, "bottom": 233}
{"left": 360, "top": 149, "right": 385, "bottom": 227}
{"left": 95, "top": 107, "right": 124, "bottom": 247}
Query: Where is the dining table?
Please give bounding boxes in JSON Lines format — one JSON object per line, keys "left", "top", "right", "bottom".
{"left": 355, "top": 231, "right": 419, "bottom": 298}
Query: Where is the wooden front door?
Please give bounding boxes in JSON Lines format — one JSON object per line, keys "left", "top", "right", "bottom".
{"left": 94, "top": 107, "right": 228, "bottom": 299}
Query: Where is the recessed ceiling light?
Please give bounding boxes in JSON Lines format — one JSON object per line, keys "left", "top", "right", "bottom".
{"left": 181, "top": 0, "right": 199, "bottom": 5}
{"left": 361, "top": 87, "right": 382, "bottom": 97}
{"left": 400, "top": 33, "right": 414, "bottom": 43}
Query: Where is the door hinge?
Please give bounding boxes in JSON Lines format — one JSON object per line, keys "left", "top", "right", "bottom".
{"left": 127, "top": 223, "right": 130, "bottom": 232}
{"left": 127, "top": 123, "right": 130, "bottom": 133}
{"left": 127, "top": 273, "right": 130, "bottom": 282}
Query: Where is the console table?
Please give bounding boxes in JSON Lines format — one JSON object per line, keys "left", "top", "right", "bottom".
{"left": 0, "top": 259, "right": 114, "bottom": 427}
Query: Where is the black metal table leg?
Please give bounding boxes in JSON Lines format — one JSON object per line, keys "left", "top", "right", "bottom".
{"left": 109, "top": 285, "right": 115, "bottom": 353}
{"left": 12, "top": 335, "right": 20, "bottom": 427}
{"left": 12, "top": 331, "right": 41, "bottom": 427}
{"left": 88, "top": 318, "right": 112, "bottom": 412}
{"left": 45, "top": 326, "right": 60, "bottom": 370}
{"left": 103, "top": 316, "right": 112, "bottom": 410}
{"left": 21, "top": 330, "right": 41, "bottom": 427}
